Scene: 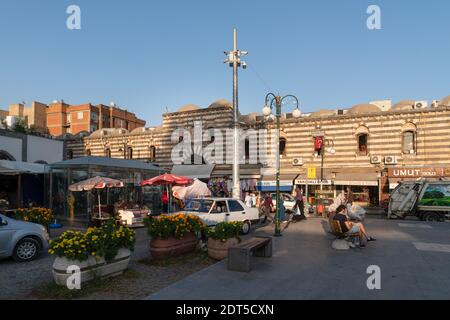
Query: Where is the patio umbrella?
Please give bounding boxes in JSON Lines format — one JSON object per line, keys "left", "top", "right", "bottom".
{"left": 140, "top": 174, "right": 192, "bottom": 213}
{"left": 69, "top": 176, "right": 124, "bottom": 219}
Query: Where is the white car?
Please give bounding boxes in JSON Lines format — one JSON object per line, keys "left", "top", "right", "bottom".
{"left": 269, "top": 193, "right": 296, "bottom": 212}
{"left": 180, "top": 198, "right": 260, "bottom": 234}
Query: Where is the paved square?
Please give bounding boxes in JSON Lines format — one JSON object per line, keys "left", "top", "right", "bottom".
{"left": 147, "top": 217, "right": 450, "bottom": 300}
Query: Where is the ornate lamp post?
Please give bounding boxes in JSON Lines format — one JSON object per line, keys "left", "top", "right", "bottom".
{"left": 262, "top": 93, "right": 301, "bottom": 236}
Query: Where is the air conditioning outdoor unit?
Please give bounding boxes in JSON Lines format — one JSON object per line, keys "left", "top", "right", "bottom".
{"left": 292, "top": 157, "right": 303, "bottom": 166}
{"left": 370, "top": 155, "right": 382, "bottom": 164}
{"left": 384, "top": 155, "right": 398, "bottom": 165}
{"left": 414, "top": 101, "right": 428, "bottom": 109}
{"left": 431, "top": 100, "right": 440, "bottom": 108}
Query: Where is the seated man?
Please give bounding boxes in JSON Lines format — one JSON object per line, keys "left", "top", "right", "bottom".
{"left": 333, "top": 205, "right": 376, "bottom": 247}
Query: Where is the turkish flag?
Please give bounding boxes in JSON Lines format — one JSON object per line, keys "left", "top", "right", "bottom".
{"left": 314, "top": 136, "right": 324, "bottom": 151}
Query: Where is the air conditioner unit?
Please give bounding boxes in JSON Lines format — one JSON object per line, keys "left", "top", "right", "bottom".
{"left": 384, "top": 155, "right": 398, "bottom": 165}
{"left": 292, "top": 157, "right": 303, "bottom": 166}
{"left": 414, "top": 101, "right": 428, "bottom": 109}
{"left": 431, "top": 100, "right": 440, "bottom": 108}
{"left": 370, "top": 155, "right": 382, "bottom": 164}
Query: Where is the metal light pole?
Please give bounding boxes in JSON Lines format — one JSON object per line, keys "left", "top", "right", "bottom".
{"left": 224, "top": 28, "right": 248, "bottom": 199}
{"left": 263, "top": 94, "right": 301, "bottom": 236}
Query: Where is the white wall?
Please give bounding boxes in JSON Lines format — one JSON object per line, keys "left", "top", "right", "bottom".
{"left": 0, "top": 136, "right": 22, "bottom": 161}
{"left": 27, "top": 135, "right": 63, "bottom": 164}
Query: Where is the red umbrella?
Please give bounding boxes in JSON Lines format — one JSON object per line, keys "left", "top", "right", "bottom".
{"left": 140, "top": 173, "right": 192, "bottom": 186}
{"left": 140, "top": 174, "right": 192, "bottom": 213}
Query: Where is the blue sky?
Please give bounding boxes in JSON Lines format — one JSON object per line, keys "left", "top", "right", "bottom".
{"left": 0, "top": 0, "right": 449, "bottom": 126}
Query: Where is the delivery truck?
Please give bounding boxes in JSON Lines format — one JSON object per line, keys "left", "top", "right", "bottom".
{"left": 388, "top": 179, "right": 450, "bottom": 221}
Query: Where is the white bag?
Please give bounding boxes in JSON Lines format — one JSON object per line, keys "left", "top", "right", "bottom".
{"left": 346, "top": 204, "right": 365, "bottom": 221}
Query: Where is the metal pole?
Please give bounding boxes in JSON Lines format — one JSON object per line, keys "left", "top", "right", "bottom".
{"left": 232, "top": 28, "right": 240, "bottom": 200}
{"left": 274, "top": 96, "right": 282, "bottom": 237}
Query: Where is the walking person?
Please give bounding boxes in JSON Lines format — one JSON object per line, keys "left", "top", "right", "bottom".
{"left": 244, "top": 192, "right": 253, "bottom": 208}
{"left": 293, "top": 185, "right": 306, "bottom": 221}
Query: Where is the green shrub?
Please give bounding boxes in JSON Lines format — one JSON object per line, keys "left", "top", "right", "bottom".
{"left": 207, "top": 221, "right": 243, "bottom": 242}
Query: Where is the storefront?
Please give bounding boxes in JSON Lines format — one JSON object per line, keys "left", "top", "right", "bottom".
{"left": 48, "top": 157, "right": 164, "bottom": 224}
{"left": 0, "top": 160, "right": 47, "bottom": 209}
{"left": 295, "top": 168, "right": 381, "bottom": 208}
{"left": 386, "top": 167, "right": 450, "bottom": 191}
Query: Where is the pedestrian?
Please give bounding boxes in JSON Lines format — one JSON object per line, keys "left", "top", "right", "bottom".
{"left": 162, "top": 190, "right": 169, "bottom": 213}
{"left": 261, "top": 193, "right": 273, "bottom": 223}
{"left": 293, "top": 185, "right": 306, "bottom": 220}
{"left": 250, "top": 192, "right": 257, "bottom": 208}
{"left": 345, "top": 186, "right": 354, "bottom": 206}
{"left": 244, "top": 192, "right": 252, "bottom": 208}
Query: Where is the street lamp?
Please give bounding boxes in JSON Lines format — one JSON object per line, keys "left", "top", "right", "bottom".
{"left": 262, "top": 93, "right": 301, "bottom": 236}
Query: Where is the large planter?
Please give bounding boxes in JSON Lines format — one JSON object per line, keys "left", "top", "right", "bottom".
{"left": 207, "top": 238, "right": 240, "bottom": 260}
{"left": 150, "top": 232, "right": 198, "bottom": 260}
{"left": 52, "top": 248, "right": 131, "bottom": 286}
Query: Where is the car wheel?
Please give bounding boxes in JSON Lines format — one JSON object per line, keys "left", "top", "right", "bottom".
{"left": 422, "top": 212, "right": 441, "bottom": 222}
{"left": 241, "top": 221, "right": 251, "bottom": 235}
{"left": 13, "top": 238, "right": 40, "bottom": 262}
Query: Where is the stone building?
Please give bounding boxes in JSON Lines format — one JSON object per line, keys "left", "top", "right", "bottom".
{"left": 66, "top": 95, "right": 450, "bottom": 206}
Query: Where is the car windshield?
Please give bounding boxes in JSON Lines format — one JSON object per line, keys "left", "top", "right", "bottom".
{"left": 185, "top": 199, "right": 214, "bottom": 213}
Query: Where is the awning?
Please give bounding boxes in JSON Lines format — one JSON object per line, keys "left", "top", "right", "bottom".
{"left": 171, "top": 164, "right": 215, "bottom": 179}
{"left": 0, "top": 160, "right": 47, "bottom": 175}
{"left": 257, "top": 174, "right": 297, "bottom": 191}
{"left": 334, "top": 172, "right": 379, "bottom": 186}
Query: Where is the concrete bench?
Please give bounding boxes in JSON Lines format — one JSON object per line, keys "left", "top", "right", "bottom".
{"left": 227, "top": 236, "right": 272, "bottom": 272}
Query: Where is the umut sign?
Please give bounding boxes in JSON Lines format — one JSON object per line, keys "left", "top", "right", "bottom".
{"left": 388, "top": 167, "right": 450, "bottom": 178}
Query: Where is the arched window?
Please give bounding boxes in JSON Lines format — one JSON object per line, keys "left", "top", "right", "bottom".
{"left": 279, "top": 137, "right": 287, "bottom": 156}
{"left": 357, "top": 133, "right": 368, "bottom": 155}
{"left": 105, "top": 148, "right": 111, "bottom": 158}
{"left": 402, "top": 131, "right": 416, "bottom": 154}
{"left": 127, "top": 147, "right": 133, "bottom": 159}
{"left": 0, "top": 150, "right": 16, "bottom": 161}
{"left": 86, "top": 149, "right": 91, "bottom": 156}
{"left": 66, "top": 150, "right": 74, "bottom": 159}
{"left": 149, "top": 146, "right": 156, "bottom": 162}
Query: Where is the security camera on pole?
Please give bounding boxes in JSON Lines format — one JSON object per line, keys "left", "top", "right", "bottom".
{"left": 224, "top": 28, "right": 248, "bottom": 199}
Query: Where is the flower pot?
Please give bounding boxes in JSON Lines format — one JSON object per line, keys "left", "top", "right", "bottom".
{"left": 150, "top": 232, "right": 198, "bottom": 260}
{"left": 207, "top": 238, "right": 240, "bottom": 260}
{"left": 52, "top": 248, "right": 131, "bottom": 286}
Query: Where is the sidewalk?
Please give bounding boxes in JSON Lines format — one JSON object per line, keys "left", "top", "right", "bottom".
{"left": 147, "top": 217, "right": 450, "bottom": 300}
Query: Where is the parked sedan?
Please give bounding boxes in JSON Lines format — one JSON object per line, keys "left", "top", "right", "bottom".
{"left": 270, "top": 193, "right": 296, "bottom": 212}
{"left": 0, "top": 214, "right": 49, "bottom": 262}
{"left": 180, "top": 198, "right": 260, "bottom": 234}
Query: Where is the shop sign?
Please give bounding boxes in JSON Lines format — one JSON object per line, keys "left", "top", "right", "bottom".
{"left": 388, "top": 167, "right": 450, "bottom": 178}
{"left": 295, "top": 179, "right": 332, "bottom": 185}
{"left": 307, "top": 167, "right": 317, "bottom": 179}
{"left": 258, "top": 180, "right": 293, "bottom": 187}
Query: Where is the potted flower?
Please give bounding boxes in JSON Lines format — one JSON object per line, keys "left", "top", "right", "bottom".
{"left": 49, "top": 219, "right": 136, "bottom": 286}
{"left": 206, "top": 221, "right": 243, "bottom": 260}
{"left": 13, "top": 207, "right": 53, "bottom": 228}
{"left": 145, "top": 213, "right": 205, "bottom": 260}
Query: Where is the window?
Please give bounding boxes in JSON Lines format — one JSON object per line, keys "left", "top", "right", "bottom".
{"left": 149, "top": 146, "right": 156, "bottom": 162}
{"left": 211, "top": 201, "right": 228, "bottom": 214}
{"left": 91, "top": 112, "right": 98, "bottom": 121}
{"left": 279, "top": 137, "right": 287, "bottom": 156}
{"left": 403, "top": 131, "right": 416, "bottom": 154}
{"left": 77, "top": 112, "right": 84, "bottom": 120}
{"left": 86, "top": 149, "right": 91, "bottom": 156}
{"left": 105, "top": 148, "right": 111, "bottom": 158}
{"left": 0, "top": 150, "right": 16, "bottom": 161}
{"left": 357, "top": 133, "right": 368, "bottom": 156}
{"left": 227, "top": 200, "right": 244, "bottom": 212}
{"left": 127, "top": 147, "right": 133, "bottom": 159}
{"left": 244, "top": 138, "right": 250, "bottom": 162}
{"left": 67, "top": 150, "right": 73, "bottom": 159}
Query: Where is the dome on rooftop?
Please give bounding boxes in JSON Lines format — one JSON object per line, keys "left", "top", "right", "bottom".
{"left": 310, "top": 109, "right": 335, "bottom": 118}
{"left": 392, "top": 100, "right": 415, "bottom": 111}
{"left": 440, "top": 95, "right": 450, "bottom": 107}
{"left": 208, "top": 99, "right": 233, "bottom": 109}
{"left": 348, "top": 104, "right": 381, "bottom": 114}
{"left": 177, "top": 104, "right": 200, "bottom": 112}
{"left": 239, "top": 112, "right": 258, "bottom": 124}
